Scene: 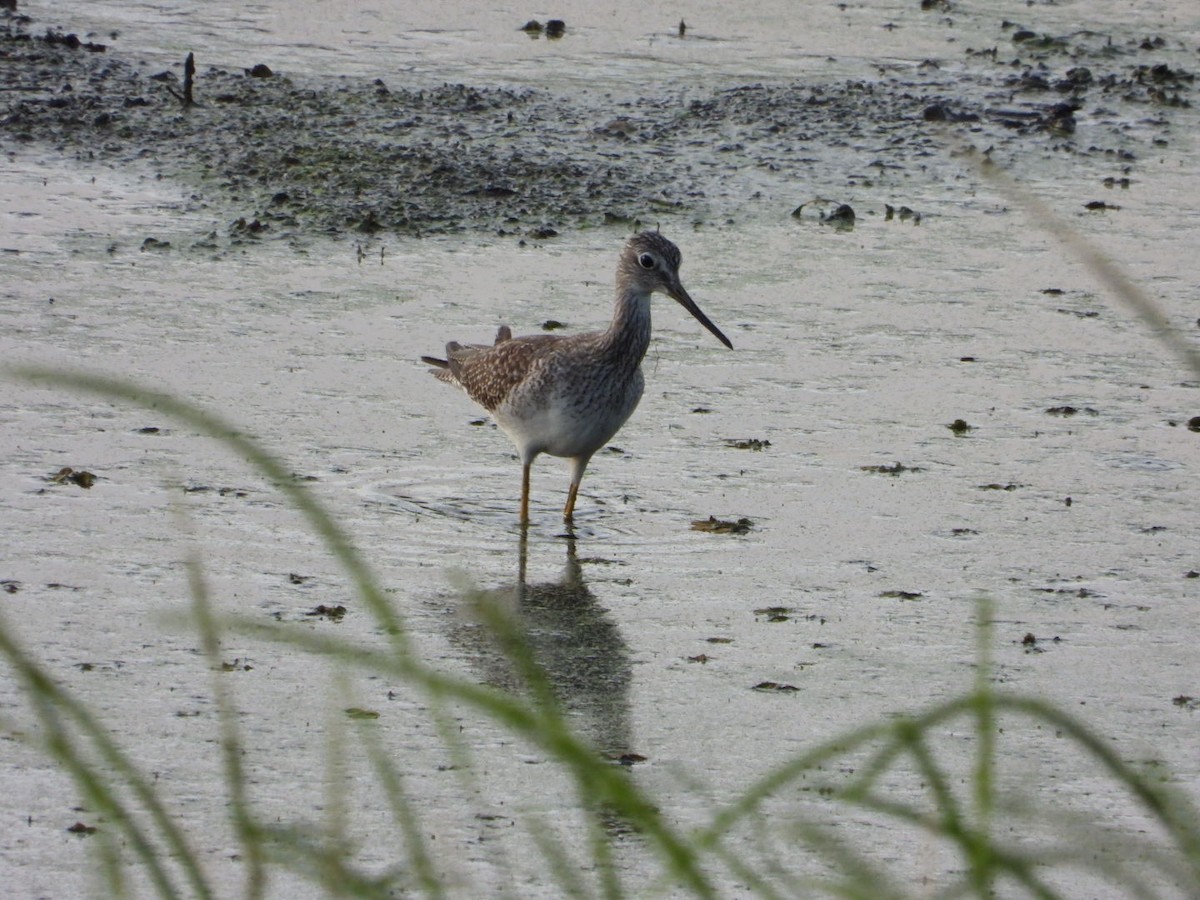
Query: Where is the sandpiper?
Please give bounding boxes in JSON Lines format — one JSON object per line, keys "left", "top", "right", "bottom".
{"left": 422, "top": 232, "right": 731, "bottom": 524}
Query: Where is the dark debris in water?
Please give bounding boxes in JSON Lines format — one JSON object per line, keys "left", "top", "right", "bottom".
{"left": 520, "top": 20, "right": 566, "bottom": 39}
{"left": 791, "top": 199, "right": 854, "bottom": 227}
{"left": 752, "top": 681, "right": 799, "bottom": 694}
{"left": 1035, "top": 585, "right": 1099, "bottom": 599}
{"left": 48, "top": 466, "right": 95, "bottom": 488}
{"left": 860, "top": 462, "right": 922, "bottom": 476}
{"left": 691, "top": 515, "right": 753, "bottom": 535}
{"left": 1020, "top": 632, "right": 1062, "bottom": 653}
{"left": 724, "top": 438, "right": 770, "bottom": 450}
{"left": 821, "top": 204, "right": 856, "bottom": 229}
{"left": 305, "top": 603, "right": 347, "bottom": 621}
{"left": 879, "top": 590, "right": 924, "bottom": 600}
{"left": 884, "top": 203, "right": 921, "bottom": 223}
{"left": 754, "top": 606, "right": 792, "bottom": 622}
{"left": 183, "top": 484, "right": 251, "bottom": 498}
{"left": 0, "top": 14, "right": 1192, "bottom": 243}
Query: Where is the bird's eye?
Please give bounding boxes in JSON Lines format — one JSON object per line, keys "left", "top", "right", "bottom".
{"left": 638, "top": 253, "right": 656, "bottom": 269}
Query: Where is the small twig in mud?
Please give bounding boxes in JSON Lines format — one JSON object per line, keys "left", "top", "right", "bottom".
{"left": 166, "top": 52, "right": 196, "bottom": 108}
{"left": 183, "top": 52, "right": 195, "bottom": 106}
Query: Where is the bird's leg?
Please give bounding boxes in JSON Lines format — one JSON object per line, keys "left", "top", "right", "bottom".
{"left": 520, "top": 460, "right": 532, "bottom": 525}
{"left": 563, "top": 455, "right": 592, "bottom": 522}
{"left": 563, "top": 481, "right": 579, "bottom": 522}
{"left": 517, "top": 522, "right": 530, "bottom": 590}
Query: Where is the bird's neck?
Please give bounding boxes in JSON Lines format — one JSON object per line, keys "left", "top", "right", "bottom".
{"left": 600, "top": 288, "right": 652, "bottom": 367}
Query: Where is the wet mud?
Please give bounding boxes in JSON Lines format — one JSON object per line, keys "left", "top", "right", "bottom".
{"left": 1, "top": 11, "right": 1192, "bottom": 241}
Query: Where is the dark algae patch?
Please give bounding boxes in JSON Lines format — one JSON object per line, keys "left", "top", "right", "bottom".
{"left": 48, "top": 466, "right": 95, "bottom": 488}
{"left": 861, "top": 462, "right": 922, "bottom": 476}
{"left": 724, "top": 438, "right": 771, "bottom": 451}
{"left": 879, "top": 590, "right": 924, "bottom": 601}
{"left": 305, "top": 604, "right": 348, "bottom": 621}
{"left": 754, "top": 606, "right": 793, "bottom": 622}
{"left": 1, "top": 13, "right": 1193, "bottom": 242}
{"left": 1046, "top": 405, "right": 1099, "bottom": 417}
{"left": 752, "top": 681, "right": 799, "bottom": 694}
{"left": 691, "top": 516, "right": 753, "bottom": 535}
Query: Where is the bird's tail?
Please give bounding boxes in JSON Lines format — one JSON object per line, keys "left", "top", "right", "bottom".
{"left": 423, "top": 326, "right": 508, "bottom": 373}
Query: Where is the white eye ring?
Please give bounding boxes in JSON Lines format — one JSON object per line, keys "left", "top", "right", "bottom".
{"left": 638, "top": 253, "right": 656, "bottom": 269}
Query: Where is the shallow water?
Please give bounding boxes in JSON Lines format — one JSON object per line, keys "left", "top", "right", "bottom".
{"left": 3, "top": 1, "right": 1200, "bottom": 897}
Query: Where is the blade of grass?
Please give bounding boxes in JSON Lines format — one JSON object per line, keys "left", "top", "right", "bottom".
{"left": 970, "top": 599, "right": 997, "bottom": 894}
{"left": 998, "top": 696, "right": 1200, "bottom": 873}
{"left": 0, "top": 615, "right": 214, "bottom": 898}
{"left": 8, "top": 367, "right": 718, "bottom": 898}
{"left": 181, "top": 526, "right": 267, "bottom": 900}
{"left": 357, "top": 720, "right": 447, "bottom": 899}
{"left": 11, "top": 367, "right": 409, "bottom": 654}
{"left": 976, "top": 159, "right": 1200, "bottom": 381}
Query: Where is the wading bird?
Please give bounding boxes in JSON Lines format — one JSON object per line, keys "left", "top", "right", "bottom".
{"left": 422, "top": 232, "right": 731, "bottom": 524}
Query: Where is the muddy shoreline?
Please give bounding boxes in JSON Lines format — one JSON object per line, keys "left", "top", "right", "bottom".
{"left": 2, "top": 10, "right": 1192, "bottom": 244}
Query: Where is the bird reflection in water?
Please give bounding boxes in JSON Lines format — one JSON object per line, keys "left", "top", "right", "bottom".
{"left": 449, "top": 530, "right": 633, "bottom": 761}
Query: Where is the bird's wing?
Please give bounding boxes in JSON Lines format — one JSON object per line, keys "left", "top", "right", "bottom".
{"left": 444, "top": 334, "right": 563, "bottom": 411}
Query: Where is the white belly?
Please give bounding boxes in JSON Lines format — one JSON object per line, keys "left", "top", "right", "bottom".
{"left": 495, "top": 370, "right": 644, "bottom": 460}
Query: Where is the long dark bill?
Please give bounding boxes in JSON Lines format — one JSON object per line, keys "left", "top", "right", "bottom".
{"left": 668, "top": 283, "right": 733, "bottom": 349}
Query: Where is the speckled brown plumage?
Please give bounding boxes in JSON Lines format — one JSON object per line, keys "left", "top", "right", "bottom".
{"left": 422, "top": 232, "right": 731, "bottom": 524}
{"left": 426, "top": 333, "right": 563, "bottom": 413}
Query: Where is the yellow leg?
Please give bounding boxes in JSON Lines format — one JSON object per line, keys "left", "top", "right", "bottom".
{"left": 563, "top": 455, "right": 591, "bottom": 523}
{"left": 563, "top": 481, "right": 579, "bottom": 522}
{"left": 520, "top": 462, "right": 531, "bottom": 525}
{"left": 517, "top": 520, "right": 529, "bottom": 586}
